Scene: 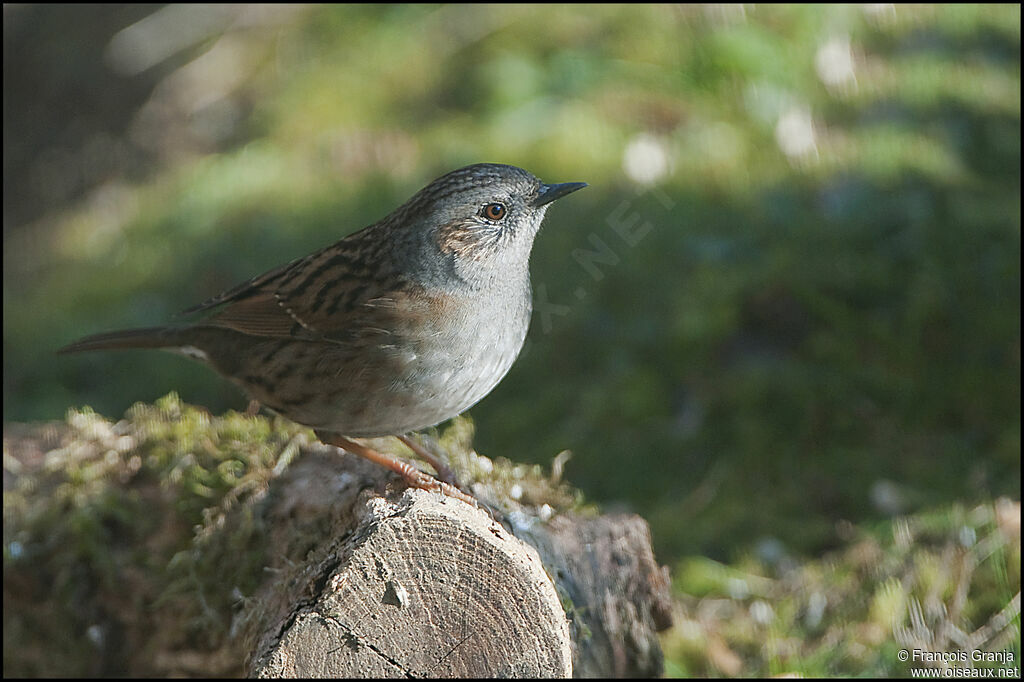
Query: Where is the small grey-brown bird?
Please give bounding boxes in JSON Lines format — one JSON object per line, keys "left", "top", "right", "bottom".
{"left": 60, "top": 163, "right": 586, "bottom": 505}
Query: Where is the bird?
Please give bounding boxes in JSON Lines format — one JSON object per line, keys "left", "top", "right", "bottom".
{"left": 59, "top": 163, "right": 587, "bottom": 505}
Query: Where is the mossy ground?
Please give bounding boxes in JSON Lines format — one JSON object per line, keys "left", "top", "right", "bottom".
{"left": 2, "top": 395, "right": 586, "bottom": 676}
{"left": 662, "top": 500, "right": 1020, "bottom": 677}
{"left": 5, "top": 395, "right": 1019, "bottom": 677}
{"left": 3, "top": 396, "right": 296, "bottom": 676}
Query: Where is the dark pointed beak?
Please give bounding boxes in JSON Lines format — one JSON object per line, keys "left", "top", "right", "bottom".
{"left": 532, "top": 181, "right": 587, "bottom": 208}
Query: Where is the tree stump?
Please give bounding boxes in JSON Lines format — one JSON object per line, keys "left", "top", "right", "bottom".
{"left": 248, "top": 486, "right": 572, "bottom": 677}
{"left": 3, "top": 400, "right": 672, "bottom": 678}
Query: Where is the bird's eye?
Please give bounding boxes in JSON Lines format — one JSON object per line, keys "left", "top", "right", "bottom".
{"left": 481, "top": 202, "right": 507, "bottom": 221}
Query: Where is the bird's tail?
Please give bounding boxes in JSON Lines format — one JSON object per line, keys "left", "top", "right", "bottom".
{"left": 57, "top": 327, "right": 181, "bottom": 354}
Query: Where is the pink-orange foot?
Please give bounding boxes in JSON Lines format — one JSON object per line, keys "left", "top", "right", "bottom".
{"left": 318, "top": 431, "right": 478, "bottom": 508}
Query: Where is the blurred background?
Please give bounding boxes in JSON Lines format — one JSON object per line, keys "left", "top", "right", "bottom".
{"left": 4, "top": 4, "right": 1020, "bottom": 676}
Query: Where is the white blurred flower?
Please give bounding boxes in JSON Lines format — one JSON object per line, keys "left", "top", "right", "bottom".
{"left": 750, "top": 599, "right": 775, "bottom": 625}
{"left": 805, "top": 591, "right": 828, "bottom": 629}
{"left": 816, "top": 36, "right": 857, "bottom": 92}
{"left": 623, "top": 133, "right": 671, "bottom": 185}
{"left": 775, "top": 106, "right": 817, "bottom": 161}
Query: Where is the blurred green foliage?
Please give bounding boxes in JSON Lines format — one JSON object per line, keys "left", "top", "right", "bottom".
{"left": 4, "top": 2, "right": 1019, "bottom": 577}
{"left": 664, "top": 498, "right": 1020, "bottom": 676}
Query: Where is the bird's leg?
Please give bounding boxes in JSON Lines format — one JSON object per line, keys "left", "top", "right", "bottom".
{"left": 318, "top": 431, "right": 478, "bottom": 508}
{"left": 397, "top": 434, "right": 457, "bottom": 486}
{"left": 395, "top": 435, "right": 500, "bottom": 521}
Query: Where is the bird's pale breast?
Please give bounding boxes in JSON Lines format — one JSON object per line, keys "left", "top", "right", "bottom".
{"left": 237, "top": 283, "right": 532, "bottom": 437}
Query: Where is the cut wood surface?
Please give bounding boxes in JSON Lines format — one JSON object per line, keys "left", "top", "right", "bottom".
{"left": 3, "top": 404, "right": 672, "bottom": 678}
{"left": 249, "top": 489, "right": 572, "bottom": 677}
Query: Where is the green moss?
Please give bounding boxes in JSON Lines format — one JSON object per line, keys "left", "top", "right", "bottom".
{"left": 662, "top": 500, "right": 1021, "bottom": 677}
{"left": 3, "top": 395, "right": 587, "bottom": 676}
{"left": 3, "top": 394, "right": 311, "bottom": 676}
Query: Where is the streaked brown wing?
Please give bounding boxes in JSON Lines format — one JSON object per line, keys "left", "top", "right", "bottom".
{"left": 203, "top": 292, "right": 311, "bottom": 338}
{"left": 201, "top": 228, "right": 402, "bottom": 342}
